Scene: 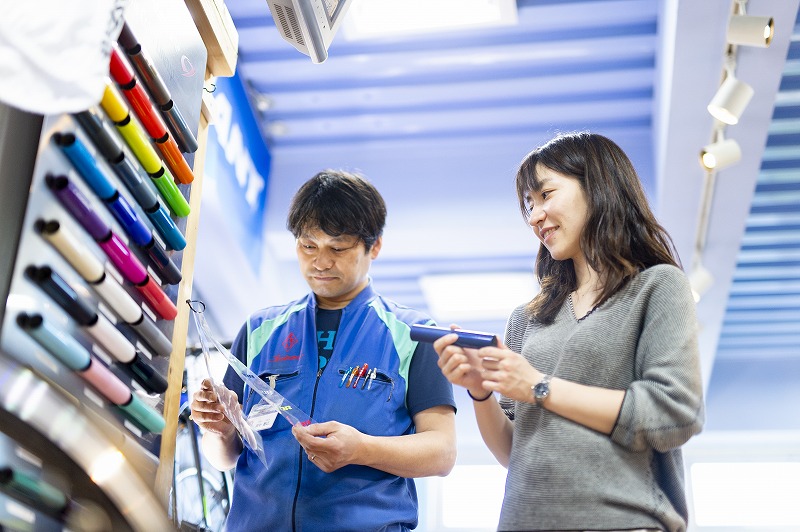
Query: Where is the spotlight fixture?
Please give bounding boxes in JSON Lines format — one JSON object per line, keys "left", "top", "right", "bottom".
{"left": 727, "top": 14, "right": 774, "bottom": 47}
{"left": 700, "top": 138, "right": 741, "bottom": 171}
{"left": 253, "top": 92, "right": 272, "bottom": 112}
{"left": 707, "top": 74, "right": 754, "bottom": 125}
{"left": 689, "top": 263, "right": 714, "bottom": 303}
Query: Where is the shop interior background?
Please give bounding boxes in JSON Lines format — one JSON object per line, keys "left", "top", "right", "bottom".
{"left": 188, "top": 1, "right": 800, "bottom": 530}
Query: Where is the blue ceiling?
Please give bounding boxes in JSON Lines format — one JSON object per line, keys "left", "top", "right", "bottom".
{"left": 198, "top": 0, "right": 800, "bottom": 432}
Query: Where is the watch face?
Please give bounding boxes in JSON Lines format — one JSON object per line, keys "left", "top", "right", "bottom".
{"left": 534, "top": 382, "right": 549, "bottom": 400}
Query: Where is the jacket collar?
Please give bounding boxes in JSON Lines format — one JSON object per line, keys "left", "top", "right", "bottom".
{"left": 308, "top": 278, "right": 376, "bottom": 312}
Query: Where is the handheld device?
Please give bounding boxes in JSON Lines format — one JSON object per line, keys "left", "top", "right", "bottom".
{"left": 410, "top": 324, "right": 498, "bottom": 349}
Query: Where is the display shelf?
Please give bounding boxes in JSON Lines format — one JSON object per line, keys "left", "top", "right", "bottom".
{"left": 0, "top": 355, "right": 169, "bottom": 530}
{"left": 0, "top": 0, "right": 236, "bottom": 527}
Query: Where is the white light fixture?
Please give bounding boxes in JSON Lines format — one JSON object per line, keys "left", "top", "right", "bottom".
{"left": 342, "top": 0, "right": 518, "bottom": 41}
{"left": 728, "top": 15, "right": 774, "bottom": 47}
{"left": 727, "top": 0, "right": 774, "bottom": 48}
{"left": 419, "top": 271, "right": 536, "bottom": 322}
{"left": 253, "top": 92, "right": 272, "bottom": 112}
{"left": 700, "top": 137, "right": 741, "bottom": 171}
{"left": 267, "top": 121, "right": 289, "bottom": 137}
{"left": 707, "top": 74, "right": 754, "bottom": 125}
{"left": 689, "top": 263, "right": 714, "bottom": 303}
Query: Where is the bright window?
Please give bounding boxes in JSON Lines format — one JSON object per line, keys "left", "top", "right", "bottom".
{"left": 440, "top": 464, "right": 506, "bottom": 528}
{"left": 343, "top": 0, "right": 518, "bottom": 40}
{"left": 691, "top": 462, "right": 800, "bottom": 526}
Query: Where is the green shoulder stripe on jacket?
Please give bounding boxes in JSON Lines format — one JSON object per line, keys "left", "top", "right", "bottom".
{"left": 369, "top": 302, "right": 434, "bottom": 397}
{"left": 247, "top": 303, "right": 307, "bottom": 367}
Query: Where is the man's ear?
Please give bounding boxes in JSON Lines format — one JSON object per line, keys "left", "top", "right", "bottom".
{"left": 369, "top": 236, "right": 383, "bottom": 259}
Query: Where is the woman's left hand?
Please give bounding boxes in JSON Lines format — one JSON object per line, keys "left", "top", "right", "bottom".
{"left": 477, "top": 344, "right": 543, "bottom": 403}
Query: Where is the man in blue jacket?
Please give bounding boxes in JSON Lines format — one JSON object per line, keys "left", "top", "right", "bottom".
{"left": 190, "top": 170, "right": 457, "bottom": 531}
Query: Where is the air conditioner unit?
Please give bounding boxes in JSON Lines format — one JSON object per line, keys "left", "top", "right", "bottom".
{"left": 266, "top": 0, "right": 355, "bottom": 63}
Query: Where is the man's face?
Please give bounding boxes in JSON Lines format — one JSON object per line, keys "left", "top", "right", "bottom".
{"left": 296, "top": 227, "right": 382, "bottom": 309}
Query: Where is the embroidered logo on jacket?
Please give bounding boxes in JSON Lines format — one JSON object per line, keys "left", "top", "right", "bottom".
{"left": 271, "top": 332, "right": 301, "bottom": 362}
{"left": 283, "top": 333, "right": 299, "bottom": 351}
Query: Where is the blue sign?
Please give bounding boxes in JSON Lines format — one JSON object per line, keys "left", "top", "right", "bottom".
{"left": 205, "top": 70, "right": 270, "bottom": 273}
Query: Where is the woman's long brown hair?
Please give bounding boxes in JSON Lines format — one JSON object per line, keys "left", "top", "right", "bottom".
{"left": 515, "top": 132, "right": 680, "bottom": 324}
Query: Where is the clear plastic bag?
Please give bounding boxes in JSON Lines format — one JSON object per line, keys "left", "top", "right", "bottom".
{"left": 188, "top": 300, "right": 316, "bottom": 468}
{"left": 188, "top": 300, "right": 268, "bottom": 468}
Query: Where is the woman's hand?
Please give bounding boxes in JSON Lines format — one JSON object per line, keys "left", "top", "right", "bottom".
{"left": 477, "top": 347, "right": 542, "bottom": 403}
{"left": 432, "top": 326, "right": 490, "bottom": 397}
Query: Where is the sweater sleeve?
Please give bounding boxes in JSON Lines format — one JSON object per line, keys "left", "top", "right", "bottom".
{"left": 611, "top": 265, "right": 705, "bottom": 452}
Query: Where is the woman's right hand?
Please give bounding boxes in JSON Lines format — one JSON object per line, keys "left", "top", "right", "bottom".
{"left": 190, "top": 378, "right": 238, "bottom": 438}
{"left": 432, "top": 327, "right": 489, "bottom": 396}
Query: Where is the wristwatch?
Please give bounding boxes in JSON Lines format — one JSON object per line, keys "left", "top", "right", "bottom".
{"left": 532, "top": 374, "right": 552, "bottom": 406}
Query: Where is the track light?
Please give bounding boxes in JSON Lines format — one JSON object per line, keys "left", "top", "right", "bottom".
{"left": 707, "top": 74, "right": 754, "bottom": 125}
{"left": 689, "top": 263, "right": 714, "bottom": 303}
{"left": 727, "top": 15, "right": 774, "bottom": 47}
{"left": 700, "top": 138, "right": 741, "bottom": 170}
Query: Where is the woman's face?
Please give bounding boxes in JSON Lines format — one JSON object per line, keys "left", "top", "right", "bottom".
{"left": 525, "top": 164, "right": 589, "bottom": 263}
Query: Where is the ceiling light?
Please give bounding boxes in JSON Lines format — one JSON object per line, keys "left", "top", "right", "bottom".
{"left": 267, "top": 121, "right": 289, "bottom": 137}
{"left": 342, "top": 0, "right": 518, "bottom": 41}
{"left": 707, "top": 74, "right": 754, "bottom": 125}
{"left": 253, "top": 93, "right": 272, "bottom": 112}
{"left": 419, "top": 271, "right": 536, "bottom": 322}
{"left": 700, "top": 138, "right": 741, "bottom": 171}
{"left": 727, "top": 15, "right": 774, "bottom": 47}
{"left": 689, "top": 263, "right": 714, "bottom": 303}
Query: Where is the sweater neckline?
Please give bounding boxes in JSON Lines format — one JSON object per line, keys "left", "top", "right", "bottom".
{"left": 567, "top": 292, "right": 601, "bottom": 323}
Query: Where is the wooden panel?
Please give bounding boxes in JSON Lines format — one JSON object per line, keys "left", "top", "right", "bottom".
{"left": 155, "top": 110, "right": 211, "bottom": 506}
{"left": 185, "top": 0, "right": 240, "bottom": 77}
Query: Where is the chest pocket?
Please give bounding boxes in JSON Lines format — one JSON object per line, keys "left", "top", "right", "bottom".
{"left": 244, "top": 370, "right": 301, "bottom": 424}
{"left": 322, "top": 365, "right": 407, "bottom": 437}
{"left": 335, "top": 366, "right": 395, "bottom": 402}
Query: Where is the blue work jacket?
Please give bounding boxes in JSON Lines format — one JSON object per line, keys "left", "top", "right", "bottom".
{"left": 222, "top": 282, "right": 454, "bottom": 531}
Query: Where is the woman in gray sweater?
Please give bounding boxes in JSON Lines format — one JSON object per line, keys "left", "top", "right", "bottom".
{"left": 433, "top": 132, "right": 705, "bottom": 532}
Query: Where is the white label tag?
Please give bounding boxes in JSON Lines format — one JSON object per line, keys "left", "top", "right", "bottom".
{"left": 247, "top": 401, "right": 279, "bottom": 430}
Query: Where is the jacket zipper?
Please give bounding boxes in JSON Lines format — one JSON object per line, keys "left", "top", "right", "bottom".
{"left": 291, "top": 365, "right": 325, "bottom": 531}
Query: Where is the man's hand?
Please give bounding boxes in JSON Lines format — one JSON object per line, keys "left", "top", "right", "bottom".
{"left": 292, "top": 421, "right": 363, "bottom": 473}
{"left": 190, "top": 378, "right": 238, "bottom": 439}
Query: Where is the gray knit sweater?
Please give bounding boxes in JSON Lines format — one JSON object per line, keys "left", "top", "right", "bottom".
{"left": 498, "top": 264, "right": 705, "bottom": 532}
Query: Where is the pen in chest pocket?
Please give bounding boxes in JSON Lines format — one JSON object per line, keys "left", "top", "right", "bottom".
{"left": 339, "top": 366, "right": 354, "bottom": 388}
{"left": 365, "top": 368, "right": 377, "bottom": 389}
{"left": 337, "top": 365, "right": 383, "bottom": 391}
{"left": 352, "top": 363, "right": 369, "bottom": 388}
{"left": 346, "top": 366, "right": 359, "bottom": 387}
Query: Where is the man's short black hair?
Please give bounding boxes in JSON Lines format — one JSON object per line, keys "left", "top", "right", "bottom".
{"left": 286, "top": 170, "right": 387, "bottom": 250}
